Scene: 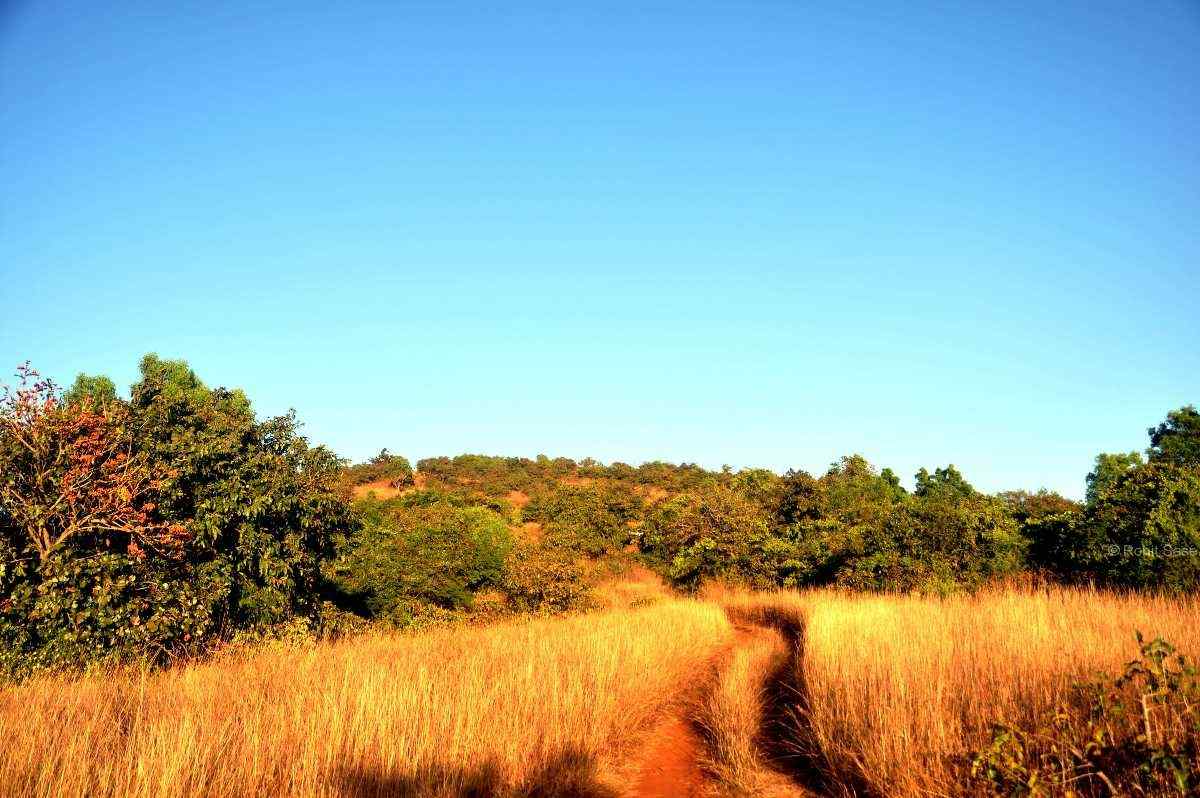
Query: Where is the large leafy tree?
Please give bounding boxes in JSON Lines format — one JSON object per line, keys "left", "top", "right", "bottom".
{"left": 769, "top": 456, "right": 910, "bottom": 588}
{"left": 127, "top": 354, "right": 351, "bottom": 629}
{"left": 0, "top": 365, "right": 194, "bottom": 671}
{"left": 1, "top": 356, "right": 353, "bottom": 672}
{"left": 1081, "top": 463, "right": 1200, "bottom": 591}
{"left": 1148, "top": 405, "right": 1200, "bottom": 469}
{"left": 1051, "top": 407, "right": 1200, "bottom": 590}
{"left": 1086, "top": 451, "right": 1145, "bottom": 504}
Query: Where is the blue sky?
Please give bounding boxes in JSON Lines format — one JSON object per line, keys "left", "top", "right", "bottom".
{"left": 2, "top": 1, "right": 1197, "bottom": 497}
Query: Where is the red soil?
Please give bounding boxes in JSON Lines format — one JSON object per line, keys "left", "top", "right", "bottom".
{"left": 629, "top": 713, "right": 706, "bottom": 798}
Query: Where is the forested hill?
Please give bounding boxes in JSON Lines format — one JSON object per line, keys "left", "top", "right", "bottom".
{"left": 2, "top": 354, "right": 1198, "bottom": 677}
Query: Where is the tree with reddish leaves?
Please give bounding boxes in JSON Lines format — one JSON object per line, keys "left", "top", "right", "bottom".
{"left": 1, "top": 356, "right": 353, "bottom": 674}
{"left": 0, "top": 363, "right": 187, "bottom": 563}
{"left": 0, "top": 363, "right": 201, "bottom": 674}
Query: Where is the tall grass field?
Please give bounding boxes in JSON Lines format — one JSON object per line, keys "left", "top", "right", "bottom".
{"left": 2, "top": 585, "right": 1197, "bottom": 797}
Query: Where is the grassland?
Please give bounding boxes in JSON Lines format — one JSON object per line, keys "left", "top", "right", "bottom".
{"left": 2, "top": 584, "right": 1198, "bottom": 797}
{"left": 721, "top": 586, "right": 1200, "bottom": 796}
{"left": 0, "top": 599, "right": 731, "bottom": 798}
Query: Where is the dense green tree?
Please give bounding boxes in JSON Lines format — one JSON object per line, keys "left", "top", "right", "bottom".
{"left": 730, "top": 468, "right": 786, "bottom": 514}
{"left": 914, "top": 464, "right": 976, "bottom": 500}
{"left": 1045, "top": 408, "right": 1200, "bottom": 589}
{"left": 776, "top": 468, "right": 821, "bottom": 526}
{"left": 63, "top": 373, "right": 117, "bottom": 409}
{"left": 816, "top": 455, "right": 907, "bottom": 529}
{"left": 837, "top": 490, "right": 1024, "bottom": 593}
{"left": 330, "top": 498, "right": 511, "bottom": 620}
{"left": 522, "top": 484, "right": 641, "bottom": 556}
{"left": 1, "top": 365, "right": 191, "bottom": 672}
{"left": 1148, "top": 405, "right": 1200, "bottom": 468}
{"left": 1086, "top": 451, "right": 1145, "bottom": 504}
{"left": 1079, "top": 463, "right": 1200, "bottom": 591}
{"left": 996, "top": 490, "right": 1081, "bottom": 526}
{"left": 1, "top": 356, "right": 353, "bottom": 671}
{"left": 642, "top": 485, "right": 774, "bottom": 589}
{"left": 128, "top": 355, "right": 352, "bottom": 630}
{"left": 771, "top": 456, "right": 910, "bottom": 589}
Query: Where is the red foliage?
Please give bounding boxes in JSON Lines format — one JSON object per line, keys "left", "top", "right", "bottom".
{"left": 0, "top": 363, "right": 189, "bottom": 561}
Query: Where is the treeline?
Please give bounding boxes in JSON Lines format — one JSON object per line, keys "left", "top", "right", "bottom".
{"left": 349, "top": 431, "right": 1198, "bottom": 596}
{"left": 2, "top": 355, "right": 1198, "bottom": 675}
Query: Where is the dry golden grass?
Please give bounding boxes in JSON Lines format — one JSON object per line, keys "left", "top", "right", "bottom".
{"left": 731, "top": 587, "right": 1200, "bottom": 797}
{"left": 695, "top": 623, "right": 808, "bottom": 798}
{"left": 590, "top": 565, "right": 675, "bottom": 610}
{"left": 349, "top": 479, "right": 406, "bottom": 501}
{"left": 6, "top": 582, "right": 1198, "bottom": 798}
{"left": 0, "top": 600, "right": 731, "bottom": 798}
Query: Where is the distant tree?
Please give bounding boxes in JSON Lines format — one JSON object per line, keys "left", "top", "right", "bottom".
{"left": 345, "top": 449, "right": 414, "bottom": 488}
{"left": 63, "top": 373, "right": 117, "bottom": 410}
{"left": 914, "top": 464, "right": 976, "bottom": 500}
{"left": 1148, "top": 405, "right": 1200, "bottom": 469}
{"left": 730, "top": 468, "right": 786, "bottom": 514}
{"left": 776, "top": 469, "right": 821, "bottom": 526}
{"left": 838, "top": 490, "right": 1024, "bottom": 593}
{"left": 330, "top": 500, "right": 511, "bottom": 619}
{"left": 501, "top": 541, "right": 589, "bottom": 614}
{"left": 522, "top": 483, "right": 641, "bottom": 556}
{"left": 1085, "top": 452, "right": 1144, "bottom": 504}
{"left": 642, "top": 485, "right": 774, "bottom": 589}
{"left": 820, "top": 455, "right": 906, "bottom": 528}
{"left": 996, "top": 489, "right": 1081, "bottom": 526}
{"left": 999, "top": 490, "right": 1084, "bottom": 578}
{"left": 770, "top": 456, "right": 910, "bottom": 589}
{"left": 880, "top": 467, "right": 905, "bottom": 495}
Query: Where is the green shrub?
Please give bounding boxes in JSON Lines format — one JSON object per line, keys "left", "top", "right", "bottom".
{"left": 328, "top": 500, "right": 512, "bottom": 622}
{"left": 641, "top": 485, "right": 777, "bottom": 589}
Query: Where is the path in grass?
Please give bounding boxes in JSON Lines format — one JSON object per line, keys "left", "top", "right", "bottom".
{"left": 627, "top": 613, "right": 815, "bottom": 798}
{"left": 628, "top": 710, "right": 707, "bottom": 797}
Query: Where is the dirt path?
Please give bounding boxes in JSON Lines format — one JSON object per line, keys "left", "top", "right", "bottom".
{"left": 628, "top": 713, "right": 707, "bottom": 798}
{"left": 625, "top": 615, "right": 815, "bottom": 798}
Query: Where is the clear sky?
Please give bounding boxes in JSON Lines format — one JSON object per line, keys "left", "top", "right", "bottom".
{"left": 2, "top": 1, "right": 1197, "bottom": 498}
